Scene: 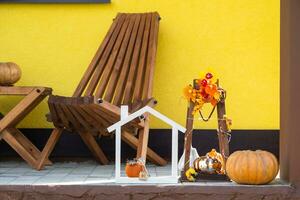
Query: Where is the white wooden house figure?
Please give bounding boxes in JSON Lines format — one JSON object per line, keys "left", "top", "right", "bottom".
{"left": 107, "top": 105, "right": 186, "bottom": 184}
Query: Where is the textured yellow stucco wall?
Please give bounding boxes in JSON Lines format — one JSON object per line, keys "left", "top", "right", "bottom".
{"left": 0, "top": 0, "right": 279, "bottom": 129}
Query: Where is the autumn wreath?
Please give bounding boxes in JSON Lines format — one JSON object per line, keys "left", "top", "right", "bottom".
{"left": 183, "top": 71, "right": 221, "bottom": 115}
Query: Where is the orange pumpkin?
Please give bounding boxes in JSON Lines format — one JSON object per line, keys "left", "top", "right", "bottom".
{"left": 226, "top": 150, "right": 279, "bottom": 185}
{"left": 125, "top": 161, "right": 143, "bottom": 177}
{"left": 0, "top": 62, "right": 22, "bottom": 86}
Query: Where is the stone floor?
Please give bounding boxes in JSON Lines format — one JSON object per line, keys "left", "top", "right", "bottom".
{"left": 0, "top": 160, "right": 294, "bottom": 200}
{"left": 0, "top": 160, "right": 172, "bottom": 185}
{"left": 0, "top": 160, "right": 284, "bottom": 186}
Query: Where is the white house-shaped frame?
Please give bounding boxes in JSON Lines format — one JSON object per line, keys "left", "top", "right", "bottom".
{"left": 107, "top": 105, "right": 186, "bottom": 184}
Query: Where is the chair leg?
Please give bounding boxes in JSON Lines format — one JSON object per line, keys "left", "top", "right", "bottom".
{"left": 122, "top": 131, "right": 167, "bottom": 166}
{"left": 78, "top": 132, "right": 109, "bottom": 165}
{"left": 8, "top": 128, "right": 52, "bottom": 165}
{"left": 136, "top": 118, "right": 149, "bottom": 160}
{"left": 2, "top": 128, "right": 39, "bottom": 169}
{"left": 36, "top": 128, "right": 63, "bottom": 170}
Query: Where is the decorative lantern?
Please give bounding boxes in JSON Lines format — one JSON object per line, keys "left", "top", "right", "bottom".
{"left": 182, "top": 71, "right": 232, "bottom": 182}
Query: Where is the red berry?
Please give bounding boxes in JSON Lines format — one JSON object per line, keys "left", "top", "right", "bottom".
{"left": 201, "top": 79, "right": 207, "bottom": 87}
{"left": 205, "top": 72, "right": 213, "bottom": 79}
{"left": 200, "top": 90, "right": 209, "bottom": 99}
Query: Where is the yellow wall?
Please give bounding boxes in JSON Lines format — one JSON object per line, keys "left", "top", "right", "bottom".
{"left": 0, "top": 0, "right": 279, "bottom": 129}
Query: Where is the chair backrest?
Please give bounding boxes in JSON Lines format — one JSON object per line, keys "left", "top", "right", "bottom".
{"left": 73, "top": 12, "right": 160, "bottom": 107}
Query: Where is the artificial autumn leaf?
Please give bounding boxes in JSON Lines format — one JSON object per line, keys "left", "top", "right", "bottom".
{"left": 213, "top": 91, "right": 220, "bottom": 101}
{"left": 185, "top": 168, "right": 197, "bottom": 182}
{"left": 183, "top": 85, "right": 194, "bottom": 100}
{"left": 210, "top": 98, "right": 218, "bottom": 106}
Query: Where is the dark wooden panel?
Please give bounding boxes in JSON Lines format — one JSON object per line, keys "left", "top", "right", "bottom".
{"left": 280, "top": 0, "right": 300, "bottom": 190}
{"left": 0, "top": 129, "right": 279, "bottom": 162}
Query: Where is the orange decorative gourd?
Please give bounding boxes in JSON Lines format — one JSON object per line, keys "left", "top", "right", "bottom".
{"left": 226, "top": 150, "right": 279, "bottom": 185}
{"left": 0, "top": 62, "right": 22, "bottom": 86}
{"left": 125, "top": 160, "right": 143, "bottom": 177}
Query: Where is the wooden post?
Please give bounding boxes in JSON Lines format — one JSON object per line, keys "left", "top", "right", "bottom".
{"left": 182, "top": 102, "right": 195, "bottom": 179}
{"left": 216, "top": 89, "right": 230, "bottom": 165}
{"left": 182, "top": 80, "right": 198, "bottom": 179}
{"left": 281, "top": 0, "right": 300, "bottom": 195}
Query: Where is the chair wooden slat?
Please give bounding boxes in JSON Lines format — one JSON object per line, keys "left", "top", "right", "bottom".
{"left": 73, "top": 14, "right": 122, "bottom": 97}
{"left": 55, "top": 104, "right": 71, "bottom": 130}
{"left": 122, "top": 14, "right": 147, "bottom": 105}
{"left": 95, "top": 15, "right": 131, "bottom": 99}
{"left": 113, "top": 14, "right": 142, "bottom": 106}
{"left": 91, "top": 104, "right": 119, "bottom": 123}
{"left": 48, "top": 99, "right": 62, "bottom": 128}
{"left": 91, "top": 108, "right": 113, "bottom": 128}
{"left": 85, "top": 14, "right": 127, "bottom": 96}
{"left": 132, "top": 13, "right": 152, "bottom": 103}
{"left": 73, "top": 106, "right": 103, "bottom": 134}
{"left": 104, "top": 14, "right": 137, "bottom": 102}
{"left": 79, "top": 105, "right": 107, "bottom": 136}
{"left": 59, "top": 103, "right": 83, "bottom": 132}
{"left": 68, "top": 97, "right": 96, "bottom": 132}
{"left": 92, "top": 107, "right": 135, "bottom": 133}
{"left": 92, "top": 103, "right": 144, "bottom": 129}
{"left": 67, "top": 104, "right": 95, "bottom": 133}
{"left": 142, "top": 12, "right": 160, "bottom": 100}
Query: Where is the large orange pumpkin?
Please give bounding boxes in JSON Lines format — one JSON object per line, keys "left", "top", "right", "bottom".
{"left": 226, "top": 150, "right": 279, "bottom": 185}
{"left": 0, "top": 62, "right": 22, "bottom": 86}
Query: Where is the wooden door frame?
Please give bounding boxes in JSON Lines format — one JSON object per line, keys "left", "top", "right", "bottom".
{"left": 280, "top": 0, "right": 300, "bottom": 194}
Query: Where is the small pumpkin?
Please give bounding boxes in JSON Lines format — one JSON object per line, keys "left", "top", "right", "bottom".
{"left": 0, "top": 62, "right": 22, "bottom": 86}
{"left": 125, "top": 159, "right": 143, "bottom": 177}
{"left": 193, "top": 149, "right": 224, "bottom": 174}
{"left": 194, "top": 156, "right": 221, "bottom": 174}
{"left": 226, "top": 150, "right": 279, "bottom": 185}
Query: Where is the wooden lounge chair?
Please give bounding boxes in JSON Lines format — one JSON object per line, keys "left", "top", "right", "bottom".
{"left": 37, "top": 12, "right": 167, "bottom": 170}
